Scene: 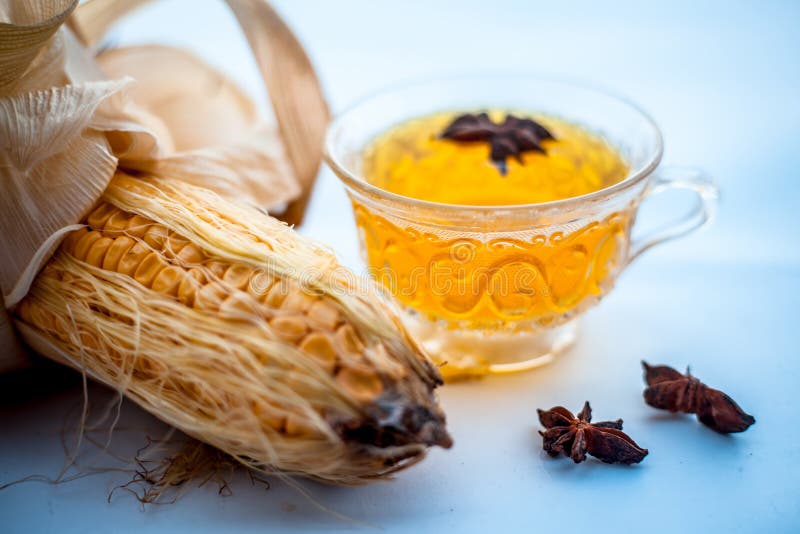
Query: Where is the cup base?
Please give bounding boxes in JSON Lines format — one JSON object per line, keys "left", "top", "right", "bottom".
{"left": 402, "top": 315, "right": 578, "bottom": 380}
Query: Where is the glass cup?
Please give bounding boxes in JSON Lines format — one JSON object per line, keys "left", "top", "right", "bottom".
{"left": 325, "top": 76, "right": 718, "bottom": 379}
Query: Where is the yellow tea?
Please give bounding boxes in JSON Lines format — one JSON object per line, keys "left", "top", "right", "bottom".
{"left": 354, "top": 111, "right": 632, "bottom": 330}
{"left": 362, "top": 111, "right": 628, "bottom": 205}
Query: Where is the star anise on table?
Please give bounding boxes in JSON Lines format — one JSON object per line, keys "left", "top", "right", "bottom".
{"left": 440, "top": 112, "right": 554, "bottom": 175}
{"left": 642, "top": 362, "right": 755, "bottom": 433}
{"left": 537, "top": 401, "right": 648, "bottom": 465}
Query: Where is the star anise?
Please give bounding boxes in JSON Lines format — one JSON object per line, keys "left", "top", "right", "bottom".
{"left": 642, "top": 362, "right": 755, "bottom": 434}
{"left": 537, "top": 402, "right": 648, "bottom": 464}
{"left": 440, "top": 112, "right": 554, "bottom": 175}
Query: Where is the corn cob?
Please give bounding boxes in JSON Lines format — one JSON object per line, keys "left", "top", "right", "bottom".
{"left": 14, "top": 173, "right": 451, "bottom": 484}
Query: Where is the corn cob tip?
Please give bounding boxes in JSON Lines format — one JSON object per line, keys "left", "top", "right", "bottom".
{"left": 333, "top": 389, "right": 452, "bottom": 450}
{"left": 422, "top": 419, "right": 454, "bottom": 449}
{"left": 399, "top": 401, "right": 452, "bottom": 449}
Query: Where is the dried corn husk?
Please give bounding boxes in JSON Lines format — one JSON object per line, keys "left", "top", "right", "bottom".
{"left": 0, "top": 0, "right": 328, "bottom": 370}
{"left": 0, "top": 0, "right": 76, "bottom": 93}
{"left": 94, "top": 45, "right": 300, "bottom": 208}
{"left": 69, "top": 0, "right": 330, "bottom": 223}
{"left": 15, "top": 173, "right": 450, "bottom": 483}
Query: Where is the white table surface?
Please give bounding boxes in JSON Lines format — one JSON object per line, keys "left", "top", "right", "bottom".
{"left": 2, "top": 1, "right": 799, "bottom": 532}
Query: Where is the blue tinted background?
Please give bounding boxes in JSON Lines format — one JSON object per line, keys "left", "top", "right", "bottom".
{"left": 1, "top": 1, "right": 798, "bottom": 532}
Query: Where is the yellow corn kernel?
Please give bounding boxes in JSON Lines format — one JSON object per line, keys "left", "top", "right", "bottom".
{"left": 336, "top": 366, "right": 384, "bottom": 402}
{"left": 248, "top": 271, "right": 276, "bottom": 301}
{"left": 151, "top": 265, "right": 184, "bottom": 296}
{"left": 285, "top": 414, "right": 316, "bottom": 437}
{"left": 205, "top": 260, "right": 228, "bottom": 279}
{"left": 194, "top": 281, "right": 228, "bottom": 312}
{"left": 176, "top": 243, "right": 205, "bottom": 265}
{"left": 143, "top": 224, "right": 169, "bottom": 250}
{"left": 102, "top": 236, "right": 136, "bottom": 271}
{"left": 71, "top": 231, "right": 103, "bottom": 262}
{"left": 61, "top": 227, "right": 87, "bottom": 255}
{"left": 307, "top": 300, "right": 341, "bottom": 330}
{"left": 335, "top": 324, "right": 365, "bottom": 354}
{"left": 84, "top": 236, "right": 113, "bottom": 268}
{"left": 177, "top": 268, "right": 205, "bottom": 307}
{"left": 222, "top": 264, "right": 252, "bottom": 290}
{"left": 86, "top": 203, "right": 116, "bottom": 229}
{"left": 270, "top": 315, "right": 308, "bottom": 342}
{"left": 219, "top": 292, "right": 256, "bottom": 318}
{"left": 282, "top": 290, "right": 316, "bottom": 313}
{"left": 162, "top": 233, "right": 189, "bottom": 257}
{"left": 117, "top": 242, "right": 152, "bottom": 276}
{"left": 104, "top": 209, "right": 133, "bottom": 234}
{"left": 133, "top": 252, "right": 168, "bottom": 288}
{"left": 264, "top": 280, "right": 290, "bottom": 308}
{"left": 299, "top": 333, "right": 337, "bottom": 373}
{"left": 125, "top": 215, "right": 152, "bottom": 238}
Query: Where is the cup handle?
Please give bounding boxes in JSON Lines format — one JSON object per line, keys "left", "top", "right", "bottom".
{"left": 626, "top": 166, "right": 719, "bottom": 265}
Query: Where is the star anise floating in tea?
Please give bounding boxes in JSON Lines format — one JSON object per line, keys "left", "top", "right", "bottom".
{"left": 440, "top": 112, "right": 555, "bottom": 174}
{"left": 642, "top": 362, "right": 755, "bottom": 433}
{"left": 537, "top": 401, "right": 648, "bottom": 464}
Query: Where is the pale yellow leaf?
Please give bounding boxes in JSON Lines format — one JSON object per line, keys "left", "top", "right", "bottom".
{"left": 224, "top": 0, "right": 329, "bottom": 224}
{"left": 0, "top": 80, "right": 126, "bottom": 304}
{"left": 146, "top": 126, "right": 300, "bottom": 208}
{"left": 97, "top": 45, "right": 257, "bottom": 151}
{"left": 72, "top": 0, "right": 329, "bottom": 223}
{"left": 97, "top": 44, "right": 300, "bottom": 209}
{"left": 0, "top": 0, "right": 77, "bottom": 94}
